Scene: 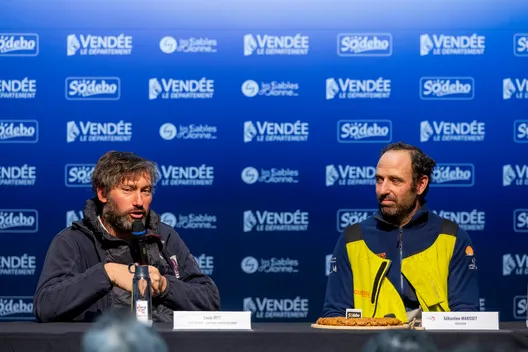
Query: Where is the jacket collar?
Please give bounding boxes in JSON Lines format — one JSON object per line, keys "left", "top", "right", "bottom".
{"left": 374, "top": 202, "right": 429, "bottom": 229}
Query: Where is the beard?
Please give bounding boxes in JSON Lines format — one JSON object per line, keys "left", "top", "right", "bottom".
{"left": 102, "top": 196, "right": 147, "bottom": 232}
{"left": 378, "top": 188, "right": 419, "bottom": 225}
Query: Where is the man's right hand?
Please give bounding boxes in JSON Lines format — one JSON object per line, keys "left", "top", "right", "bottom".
{"left": 104, "top": 263, "right": 134, "bottom": 292}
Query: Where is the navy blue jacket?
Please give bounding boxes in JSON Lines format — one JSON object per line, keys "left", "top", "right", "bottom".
{"left": 34, "top": 199, "right": 220, "bottom": 322}
{"left": 323, "top": 204, "right": 479, "bottom": 317}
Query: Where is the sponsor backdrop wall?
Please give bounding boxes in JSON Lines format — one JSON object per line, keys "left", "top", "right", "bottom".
{"left": 0, "top": 0, "right": 527, "bottom": 322}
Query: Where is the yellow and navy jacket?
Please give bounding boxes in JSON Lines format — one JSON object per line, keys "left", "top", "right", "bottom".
{"left": 322, "top": 204, "right": 479, "bottom": 320}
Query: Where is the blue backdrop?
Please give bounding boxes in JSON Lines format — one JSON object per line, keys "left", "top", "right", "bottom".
{"left": 0, "top": 0, "right": 527, "bottom": 322}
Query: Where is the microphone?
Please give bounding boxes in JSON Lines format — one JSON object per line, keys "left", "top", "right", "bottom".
{"left": 131, "top": 220, "right": 149, "bottom": 266}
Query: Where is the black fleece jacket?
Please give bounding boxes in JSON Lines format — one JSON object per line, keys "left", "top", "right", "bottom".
{"left": 33, "top": 198, "right": 220, "bottom": 322}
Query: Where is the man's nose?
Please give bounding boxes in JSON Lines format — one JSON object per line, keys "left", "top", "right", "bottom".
{"left": 379, "top": 181, "right": 391, "bottom": 196}
{"left": 132, "top": 191, "right": 144, "bottom": 207}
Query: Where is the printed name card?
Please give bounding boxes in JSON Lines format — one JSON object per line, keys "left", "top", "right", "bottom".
{"left": 422, "top": 312, "right": 499, "bottom": 330}
{"left": 346, "top": 308, "right": 363, "bottom": 318}
{"left": 173, "top": 311, "right": 252, "bottom": 330}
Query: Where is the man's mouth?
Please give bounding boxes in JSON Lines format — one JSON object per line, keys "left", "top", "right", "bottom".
{"left": 380, "top": 197, "right": 396, "bottom": 206}
{"left": 129, "top": 211, "right": 145, "bottom": 219}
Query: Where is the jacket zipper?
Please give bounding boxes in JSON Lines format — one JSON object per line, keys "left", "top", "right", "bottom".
{"left": 398, "top": 228, "right": 403, "bottom": 293}
{"left": 371, "top": 260, "right": 391, "bottom": 317}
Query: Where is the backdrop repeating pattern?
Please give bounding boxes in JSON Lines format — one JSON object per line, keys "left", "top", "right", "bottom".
{"left": 0, "top": 0, "right": 527, "bottom": 322}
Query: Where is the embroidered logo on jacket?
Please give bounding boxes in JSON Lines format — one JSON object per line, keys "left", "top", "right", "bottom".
{"left": 170, "top": 255, "right": 180, "bottom": 278}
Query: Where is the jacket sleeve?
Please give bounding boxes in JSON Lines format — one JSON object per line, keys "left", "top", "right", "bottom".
{"left": 158, "top": 230, "right": 220, "bottom": 311}
{"left": 33, "top": 233, "right": 113, "bottom": 322}
{"left": 322, "top": 234, "right": 354, "bottom": 317}
{"left": 448, "top": 228, "right": 479, "bottom": 311}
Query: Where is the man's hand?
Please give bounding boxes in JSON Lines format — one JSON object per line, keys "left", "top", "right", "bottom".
{"left": 148, "top": 266, "right": 167, "bottom": 296}
{"left": 104, "top": 263, "right": 134, "bottom": 292}
{"left": 104, "top": 263, "right": 167, "bottom": 296}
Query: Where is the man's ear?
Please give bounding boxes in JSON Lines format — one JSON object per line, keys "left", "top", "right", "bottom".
{"left": 97, "top": 188, "right": 108, "bottom": 204}
{"left": 415, "top": 175, "right": 429, "bottom": 196}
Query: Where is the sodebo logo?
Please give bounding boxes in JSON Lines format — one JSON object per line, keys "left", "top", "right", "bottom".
{"left": 513, "top": 296, "right": 527, "bottom": 319}
{"left": 420, "top": 77, "right": 474, "bottom": 100}
{"left": 0, "top": 34, "right": 39, "bottom": 56}
{"left": 64, "top": 164, "right": 95, "bottom": 187}
{"left": 0, "top": 120, "right": 39, "bottom": 143}
{"left": 337, "top": 33, "right": 392, "bottom": 56}
{"left": 514, "top": 120, "right": 528, "bottom": 143}
{"left": 431, "top": 164, "right": 475, "bottom": 187}
{"left": 514, "top": 33, "right": 528, "bottom": 57}
{"left": 336, "top": 209, "right": 377, "bottom": 232}
{"left": 65, "top": 77, "right": 120, "bottom": 100}
{"left": 337, "top": 120, "right": 392, "bottom": 143}
{"left": 0, "top": 297, "right": 34, "bottom": 320}
{"left": 514, "top": 209, "right": 528, "bottom": 233}
{"left": 0, "top": 210, "right": 38, "bottom": 233}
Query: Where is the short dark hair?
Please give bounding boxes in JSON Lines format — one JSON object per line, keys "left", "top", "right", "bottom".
{"left": 380, "top": 142, "right": 436, "bottom": 198}
{"left": 91, "top": 151, "right": 159, "bottom": 197}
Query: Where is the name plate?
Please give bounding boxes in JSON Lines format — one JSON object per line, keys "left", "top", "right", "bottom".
{"left": 422, "top": 312, "right": 499, "bottom": 330}
{"left": 173, "top": 311, "right": 252, "bottom": 330}
{"left": 346, "top": 309, "right": 362, "bottom": 318}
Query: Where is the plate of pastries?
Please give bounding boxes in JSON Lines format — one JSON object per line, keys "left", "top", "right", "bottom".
{"left": 312, "top": 316, "right": 411, "bottom": 330}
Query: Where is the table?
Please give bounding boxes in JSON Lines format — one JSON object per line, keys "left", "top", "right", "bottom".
{"left": 1, "top": 322, "right": 527, "bottom": 352}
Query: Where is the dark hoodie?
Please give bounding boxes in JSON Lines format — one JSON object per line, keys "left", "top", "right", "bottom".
{"left": 33, "top": 198, "right": 220, "bottom": 322}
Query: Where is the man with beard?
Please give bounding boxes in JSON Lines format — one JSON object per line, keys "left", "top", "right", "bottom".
{"left": 322, "top": 142, "right": 479, "bottom": 322}
{"left": 34, "top": 151, "right": 220, "bottom": 322}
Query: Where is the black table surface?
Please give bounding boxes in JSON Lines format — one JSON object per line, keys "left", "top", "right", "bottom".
{"left": 0, "top": 322, "right": 527, "bottom": 352}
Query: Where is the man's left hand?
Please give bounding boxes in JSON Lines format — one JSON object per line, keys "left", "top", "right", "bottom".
{"left": 148, "top": 266, "right": 168, "bottom": 296}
